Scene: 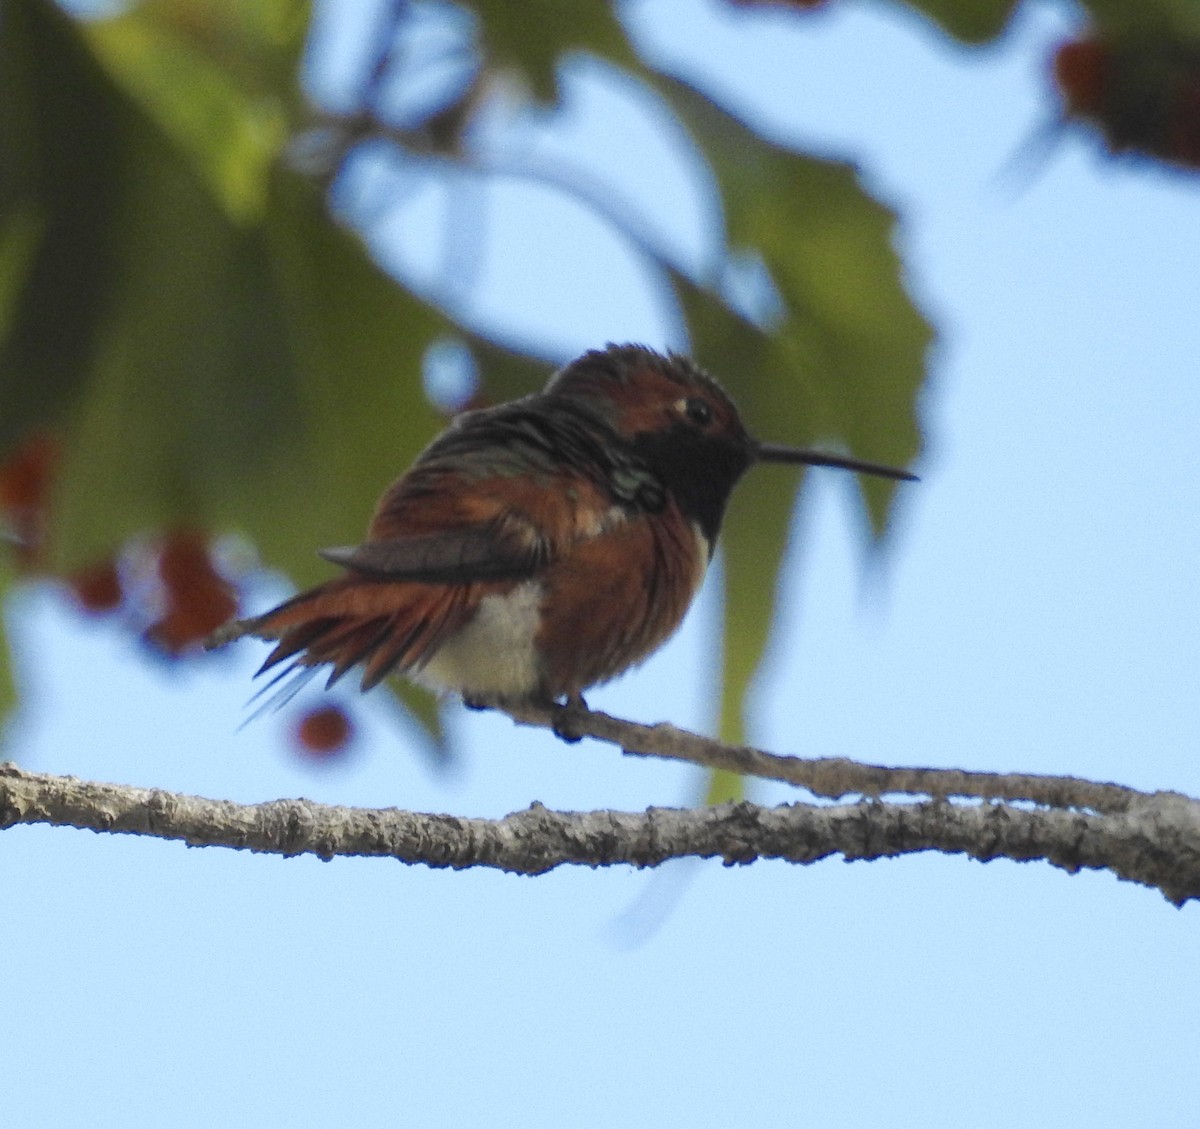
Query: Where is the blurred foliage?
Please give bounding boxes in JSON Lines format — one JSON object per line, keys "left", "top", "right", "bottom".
{"left": 1083, "top": 0, "right": 1200, "bottom": 38}
{"left": 1, "top": 0, "right": 996, "bottom": 764}
{"left": 900, "top": 0, "right": 1020, "bottom": 43}
{"left": 0, "top": 556, "right": 14, "bottom": 725}
{"left": 472, "top": 0, "right": 640, "bottom": 102}
{"left": 905, "top": 0, "right": 1200, "bottom": 41}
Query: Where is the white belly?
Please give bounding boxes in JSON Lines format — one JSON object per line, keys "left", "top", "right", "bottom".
{"left": 415, "top": 581, "right": 543, "bottom": 700}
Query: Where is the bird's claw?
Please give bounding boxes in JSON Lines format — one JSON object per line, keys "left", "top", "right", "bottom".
{"left": 550, "top": 694, "right": 588, "bottom": 743}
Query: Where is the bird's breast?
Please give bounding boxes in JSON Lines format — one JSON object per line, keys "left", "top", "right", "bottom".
{"left": 414, "top": 579, "right": 544, "bottom": 700}
{"left": 532, "top": 505, "right": 709, "bottom": 698}
{"left": 414, "top": 504, "right": 707, "bottom": 703}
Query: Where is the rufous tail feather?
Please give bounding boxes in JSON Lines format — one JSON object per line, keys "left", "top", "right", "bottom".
{"left": 207, "top": 576, "right": 480, "bottom": 694}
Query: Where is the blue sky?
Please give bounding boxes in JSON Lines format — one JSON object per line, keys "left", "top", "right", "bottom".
{"left": 4, "top": 1, "right": 1199, "bottom": 1126}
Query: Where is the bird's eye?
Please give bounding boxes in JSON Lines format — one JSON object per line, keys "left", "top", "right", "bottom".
{"left": 681, "top": 397, "right": 713, "bottom": 427}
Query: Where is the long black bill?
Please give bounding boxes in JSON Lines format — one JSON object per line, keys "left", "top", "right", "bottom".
{"left": 754, "top": 442, "right": 918, "bottom": 482}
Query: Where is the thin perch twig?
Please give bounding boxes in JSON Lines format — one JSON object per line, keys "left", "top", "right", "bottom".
{"left": 496, "top": 701, "right": 1148, "bottom": 814}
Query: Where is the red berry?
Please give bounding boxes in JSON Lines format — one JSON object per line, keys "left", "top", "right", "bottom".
{"left": 1166, "top": 75, "right": 1200, "bottom": 167}
{"left": 1053, "top": 38, "right": 1111, "bottom": 117}
{"left": 145, "top": 529, "right": 238, "bottom": 654}
{"left": 0, "top": 431, "right": 59, "bottom": 511}
{"left": 70, "top": 558, "right": 124, "bottom": 614}
{"left": 294, "top": 705, "right": 355, "bottom": 758}
{"left": 1053, "top": 33, "right": 1200, "bottom": 171}
{"left": 0, "top": 430, "right": 61, "bottom": 568}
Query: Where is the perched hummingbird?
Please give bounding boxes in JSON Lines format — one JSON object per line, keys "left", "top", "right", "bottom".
{"left": 210, "top": 344, "right": 915, "bottom": 710}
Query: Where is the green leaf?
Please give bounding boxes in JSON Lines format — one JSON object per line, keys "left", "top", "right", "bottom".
{"left": 0, "top": 6, "right": 446, "bottom": 587}
{"left": 109, "top": 0, "right": 312, "bottom": 96}
{"left": 898, "top": 0, "right": 1200, "bottom": 46}
{"left": 704, "top": 769, "right": 746, "bottom": 806}
{"left": 652, "top": 76, "right": 928, "bottom": 759}
{"left": 895, "top": 0, "right": 1020, "bottom": 43}
{"left": 1, "top": 2, "right": 454, "bottom": 746}
{"left": 467, "top": 334, "right": 557, "bottom": 402}
{"left": 49, "top": 141, "right": 306, "bottom": 573}
{"left": 1, "top": 1, "right": 934, "bottom": 767}
{"left": 48, "top": 163, "right": 451, "bottom": 583}
{"left": 386, "top": 680, "right": 450, "bottom": 762}
{"left": 655, "top": 74, "right": 929, "bottom": 534}
{"left": 473, "top": 0, "right": 641, "bottom": 102}
{"left": 0, "top": 0, "right": 129, "bottom": 453}
{"left": 671, "top": 277, "right": 801, "bottom": 749}
{"left": 0, "top": 202, "right": 44, "bottom": 351}
{"left": 82, "top": 14, "right": 288, "bottom": 223}
{"left": 1082, "top": 0, "right": 1200, "bottom": 39}
{"left": 248, "top": 173, "right": 449, "bottom": 585}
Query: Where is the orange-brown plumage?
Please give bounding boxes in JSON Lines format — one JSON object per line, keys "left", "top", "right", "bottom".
{"left": 210, "top": 343, "right": 915, "bottom": 709}
{"left": 533, "top": 496, "right": 705, "bottom": 697}
{"left": 249, "top": 574, "right": 507, "bottom": 692}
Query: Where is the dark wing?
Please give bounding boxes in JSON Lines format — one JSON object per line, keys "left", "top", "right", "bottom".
{"left": 317, "top": 526, "right": 547, "bottom": 583}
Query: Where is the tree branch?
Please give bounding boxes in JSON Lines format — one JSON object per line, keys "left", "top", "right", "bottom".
{"left": 3, "top": 757, "right": 1199, "bottom": 905}
{"left": 496, "top": 701, "right": 1152, "bottom": 814}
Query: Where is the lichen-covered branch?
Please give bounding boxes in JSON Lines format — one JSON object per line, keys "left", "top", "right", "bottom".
{"left": 3, "top": 760, "right": 1199, "bottom": 904}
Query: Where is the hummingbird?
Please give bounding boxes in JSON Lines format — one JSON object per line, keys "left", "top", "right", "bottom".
{"left": 209, "top": 344, "right": 916, "bottom": 712}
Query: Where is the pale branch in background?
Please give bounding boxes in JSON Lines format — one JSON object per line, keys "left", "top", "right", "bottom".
{"left": 3, "top": 713, "right": 1199, "bottom": 904}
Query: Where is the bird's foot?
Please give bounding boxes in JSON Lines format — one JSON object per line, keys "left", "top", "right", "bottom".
{"left": 549, "top": 693, "right": 589, "bottom": 744}
{"left": 461, "top": 691, "right": 590, "bottom": 744}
